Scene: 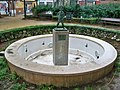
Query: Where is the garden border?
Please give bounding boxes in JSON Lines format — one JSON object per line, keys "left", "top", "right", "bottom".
{"left": 0, "top": 25, "right": 120, "bottom": 44}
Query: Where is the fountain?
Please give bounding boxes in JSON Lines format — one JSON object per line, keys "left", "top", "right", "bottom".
{"left": 5, "top": 5, "right": 117, "bottom": 87}
{"left": 5, "top": 33, "right": 117, "bottom": 87}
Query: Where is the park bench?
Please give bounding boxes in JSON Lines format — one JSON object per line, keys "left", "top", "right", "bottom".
{"left": 0, "top": 51, "right": 5, "bottom": 56}
{"left": 101, "top": 18, "right": 120, "bottom": 26}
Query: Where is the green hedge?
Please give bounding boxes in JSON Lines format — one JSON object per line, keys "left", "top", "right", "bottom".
{"left": 52, "top": 16, "right": 100, "bottom": 24}
{"left": 72, "top": 3, "right": 120, "bottom": 18}
{"left": 79, "top": 18, "right": 100, "bottom": 24}
{"left": 0, "top": 25, "right": 120, "bottom": 43}
{"left": 32, "top": 5, "right": 52, "bottom": 16}
{"left": 32, "top": 3, "right": 120, "bottom": 18}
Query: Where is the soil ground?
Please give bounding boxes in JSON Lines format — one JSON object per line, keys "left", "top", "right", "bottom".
{"left": 0, "top": 15, "right": 56, "bottom": 31}
{"left": 0, "top": 15, "right": 120, "bottom": 90}
{"left": 0, "top": 15, "right": 120, "bottom": 31}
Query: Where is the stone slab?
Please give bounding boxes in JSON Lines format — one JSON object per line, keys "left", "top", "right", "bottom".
{"left": 53, "top": 28, "right": 69, "bottom": 65}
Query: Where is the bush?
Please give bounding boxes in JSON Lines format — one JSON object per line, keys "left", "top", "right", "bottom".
{"left": 52, "top": 16, "right": 100, "bottom": 24}
{"left": 32, "top": 5, "right": 52, "bottom": 17}
{"left": 0, "top": 25, "right": 120, "bottom": 44}
{"left": 32, "top": 3, "right": 120, "bottom": 18}
{"left": 0, "top": 58, "right": 9, "bottom": 80}
{"left": 11, "top": 82, "right": 27, "bottom": 90}
{"left": 44, "top": 3, "right": 120, "bottom": 18}
{"left": 79, "top": 18, "right": 100, "bottom": 24}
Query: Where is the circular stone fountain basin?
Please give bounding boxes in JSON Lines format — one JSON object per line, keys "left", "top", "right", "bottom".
{"left": 5, "top": 34, "right": 117, "bottom": 87}
{"left": 26, "top": 48, "right": 94, "bottom": 65}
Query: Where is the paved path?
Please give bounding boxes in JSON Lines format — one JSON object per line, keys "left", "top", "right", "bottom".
{"left": 0, "top": 15, "right": 56, "bottom": 31}
{"left": 0, "top": 15, "right": 120, "bottom": 31}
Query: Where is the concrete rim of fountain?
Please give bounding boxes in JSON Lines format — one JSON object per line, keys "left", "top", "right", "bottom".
{"left": 5, "top": 34, "right": 117, "bottom": 86}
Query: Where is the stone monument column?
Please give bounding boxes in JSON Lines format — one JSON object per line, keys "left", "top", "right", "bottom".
{"left": 53, "top": 28, "right": 69, "bottom": 65}
{"left": 53, "top": 6, "right": 69, "bottom": 65}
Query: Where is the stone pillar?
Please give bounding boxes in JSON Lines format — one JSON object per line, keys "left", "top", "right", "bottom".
{"left": 53, "top": 28, "right": 69, "bottom": 65}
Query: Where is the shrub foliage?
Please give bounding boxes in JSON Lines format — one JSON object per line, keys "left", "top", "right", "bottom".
{"left": 32, "top": 5, "right": 52, "bottom": 16}
{"left": 0, "top": 25, "right": 120, "bottom": 44}
{"left": 32, "top": 3, "right": 120, "bottom": 18}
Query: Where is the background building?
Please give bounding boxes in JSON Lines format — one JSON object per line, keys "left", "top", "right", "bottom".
{"left": 37, "top": 0, "right": 54, "bottom": 6}
{"left": 21, "top": 0, "right": 36, "bottom": 14}
{"left": 100, "top": 0, "right": 120, "bottom": 4}
{"left": 1, "top": 0, "right": 120, "bottom": 16}
{"left": 78, "top": 0, "right": 120, "bottom": 6}
{"left": 0, "top": 1, "right": 8, "bottom": 15}
{"left": 0, "top": 0, "right": 36, "bottom": 15}
{"left": 37, "top": 0, "right": 78, "bottom": 7}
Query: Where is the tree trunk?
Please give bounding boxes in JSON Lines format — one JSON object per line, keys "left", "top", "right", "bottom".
{"left": 35, "top": 0, "right": 38, "bottom": 6}
{"left": 12, "top": 0, "right": 15, "bottom": 16}
{"left": 24, "top": 0, "right": 26, "bottom": 18}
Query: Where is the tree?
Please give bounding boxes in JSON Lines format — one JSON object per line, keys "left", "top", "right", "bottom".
{"left": 35, "top": 0, "right": 38, "bottom": 6}
{"left": 70, "top": 0, "right": 77, "bottom": 6}
{"left": 55, "top": 0, "right": 59, "bottom": 7}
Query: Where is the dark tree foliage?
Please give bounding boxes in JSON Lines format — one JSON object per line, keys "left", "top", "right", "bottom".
{"left": 32, "top": 3, "right": 120, "bottom": 18}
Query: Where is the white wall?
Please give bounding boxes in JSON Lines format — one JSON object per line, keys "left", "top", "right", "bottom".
{"left": 38, "top": 0, "right": 54, "bottom": 5}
